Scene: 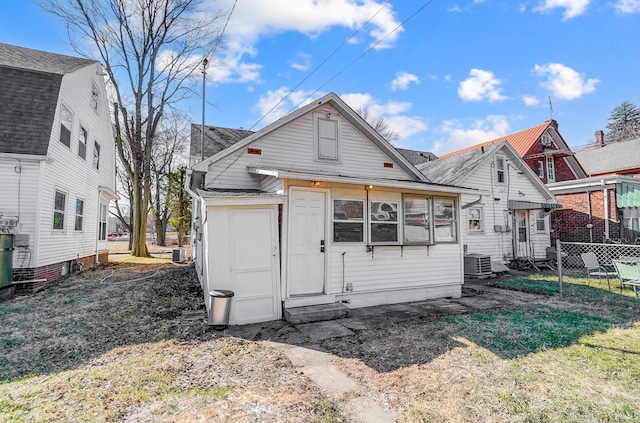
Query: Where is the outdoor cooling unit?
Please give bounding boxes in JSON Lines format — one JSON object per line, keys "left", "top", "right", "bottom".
{"left": 464, "top": 253, "right": 492, "bottom": 277}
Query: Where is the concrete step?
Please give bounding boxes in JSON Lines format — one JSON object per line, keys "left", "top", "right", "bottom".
{"left": 284, "top": 303, "right": 350, "bottom": 325}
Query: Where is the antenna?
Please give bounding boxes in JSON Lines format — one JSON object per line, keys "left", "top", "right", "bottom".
{"left": 548, "top": 96, "right": 553, "bottom": 120}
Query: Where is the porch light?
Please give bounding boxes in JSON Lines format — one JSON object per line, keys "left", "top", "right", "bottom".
{"left": 310, "top": 181, "right": 322, "bottom": 187}
{"left": 365, "top": 184, "right": 374, "bottom": 190}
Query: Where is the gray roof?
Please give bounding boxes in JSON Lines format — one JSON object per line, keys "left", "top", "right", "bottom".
{"left": 395, "top": 148, "right": 438, "bottom": 165}
{"left": 0, "top": 43, "right": 96, "bottom": 74}
{"left": 0, "top": 44, "right": 98, "bottom": 156}
{"left": 417, "top": 143, "right": 504, "bottom": 185}
{"left": 575, "top": 137, "right": 640, "bottom": 176}
{"left": 190, "top": 124, "right": 254, "bottom": 160}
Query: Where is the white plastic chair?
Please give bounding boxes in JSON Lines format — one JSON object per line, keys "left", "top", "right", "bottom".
{"left": 580, "top": 252, "right": 617, "bottom": 290}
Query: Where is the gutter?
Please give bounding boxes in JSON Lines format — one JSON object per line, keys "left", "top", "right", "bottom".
{"left": 461, "top": 195, "right": 483, "bottom": 210}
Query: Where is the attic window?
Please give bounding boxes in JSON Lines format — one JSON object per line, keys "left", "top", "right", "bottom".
{"left": 78, "top": 127, "right": 87, "bottom": 160}
{"left": 91, "top": 83, "right": 99, "bottom": 113}
{"left": 541, "top": 134, "right": 552, "bottom": 147}
{"left": 59, "top": 104, "right": 72, "bottom": 148}
{"left": 495, "top": 156, "right": 505, "bottom": 184}
{"left": 314, "top": 112, "right": 340, "bottom": 162}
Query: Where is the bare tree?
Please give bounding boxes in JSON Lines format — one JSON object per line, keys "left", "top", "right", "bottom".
{"left": 40, "top": 0, "right": 225, "bottom": 256}
{"left": 358, "top": 106, "right": 400, "bottom": 142}
{"left": 606, "top": 101, "right": 640, "bottom": 143}
{"left": 168, "top": 166, "right": 191, "bottom": 248}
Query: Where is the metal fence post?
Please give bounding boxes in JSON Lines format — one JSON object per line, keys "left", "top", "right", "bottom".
{"left": 556, "top": 239, "right": 563, "bottom": 297}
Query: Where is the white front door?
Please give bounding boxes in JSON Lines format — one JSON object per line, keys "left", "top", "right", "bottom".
{"left": 289, "top": 189, "right": 326, "bottom": 296}
{"left": 515, "top": 210, "right": 530, "bottom": 258}
{"left": 229, "top": 207, "right": 280, "bottom": 324}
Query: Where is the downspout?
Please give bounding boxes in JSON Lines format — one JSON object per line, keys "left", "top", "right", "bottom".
{"left": 461, "top": 195, "right": 483, "bottom": 210}
{"left": 95, "top": 190, "right": 101, "bottom": 266}
{"left": 603, "top": 179, "right": 610, "bottom": 240}
{"left": 587, "top": 191, "right": 593, "bottom": 243}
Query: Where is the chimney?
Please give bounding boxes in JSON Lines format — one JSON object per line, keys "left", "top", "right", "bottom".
{"left": 595, "top": 130, "right": 605, "bottom": 148}
{"left": 549, "top": 119, "right": 558, "bottom": 130}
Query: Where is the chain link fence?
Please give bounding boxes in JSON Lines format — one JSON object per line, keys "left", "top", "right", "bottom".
{"left": 557, "top": 241, "right": 640, "bottom": 278}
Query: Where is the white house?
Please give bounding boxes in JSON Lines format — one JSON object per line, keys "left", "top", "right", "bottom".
{"left": 187, "top": 93, "right": 484, "bottom": 326}
{"left": 0, "top": 43, "right": 117, "bottom": 292}
{"left": 417, "top": 142, "right": 560, "bottom": 270}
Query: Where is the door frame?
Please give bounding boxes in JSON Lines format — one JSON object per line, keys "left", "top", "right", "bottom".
{"left": 285, "top": 186, "right": 330, "bottom": 299}
{"left": 513, "top": 209, "right": 531, "bottom": 258}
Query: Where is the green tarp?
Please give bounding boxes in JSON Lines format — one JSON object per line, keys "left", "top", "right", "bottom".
{"left": 616, "top": 182, "right": 640, "bottom": 208}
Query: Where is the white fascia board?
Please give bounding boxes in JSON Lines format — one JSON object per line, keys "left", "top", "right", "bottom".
{"left": 0, "top": 153, "right": 47, "bottom": 162}
{"left": 547, "top": 177, "right": 630, "bottom": 194}
{"left": 98, "top": 186, "right": 119, "bottom": 201}
{"left": 202, "top": 195, "right": 285, "bottom": 206}
{"left": 248, "top": 167, "right": 488, "bottom": 196}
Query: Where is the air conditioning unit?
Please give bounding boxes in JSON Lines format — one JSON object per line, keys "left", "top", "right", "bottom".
{"left": 464, "top": 253, "right": 492, "bottom": 278}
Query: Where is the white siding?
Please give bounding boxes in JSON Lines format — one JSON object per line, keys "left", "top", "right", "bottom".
{"left": 459, "top": 148, "right": 552, "bottom": 262}
{"left": 0, "top": 158, "right": 41, "bottom": 268}
{"left": 35, "top": 64, "right": 116, "bottom": 267}
{"left": 259, "top": 175, "right": 284, "bottom": 193}
{"left": 204, "top": 105, "right": 410, "bottom": 189}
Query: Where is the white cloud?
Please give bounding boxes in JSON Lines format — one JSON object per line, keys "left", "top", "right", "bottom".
{"left": 614, "top": 0, "right": 640, "bottom": 13}
{"left": 290, "top": 52, "right": 312, "bottom": 71}
{"left": 391, "top": 71, "right": 420, "bottom": 91}
{"left": 433, "top": 115, "right": 510, "bottom": 155}
{"left": 522, "top": 95, "right": 540, "bottom": 106}
{"left": 458, "top": 69, "right": 507, "bottom": 103}
{"left": 252, "top": 88, "right": 321, "bottom": 125}
{"left": 533, "top": 63, "right": 599, "bottom": 100}
{"left": 533, "top": 0, "right": 590, "bottom": 20}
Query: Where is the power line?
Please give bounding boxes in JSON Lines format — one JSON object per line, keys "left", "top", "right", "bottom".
{"left": 248, "top": 1, "right": 392, "bottom": 130}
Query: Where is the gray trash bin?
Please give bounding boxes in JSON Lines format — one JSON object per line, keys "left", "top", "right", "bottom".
{"left": 208, "top": 289, "right": 234, "bottom": 329}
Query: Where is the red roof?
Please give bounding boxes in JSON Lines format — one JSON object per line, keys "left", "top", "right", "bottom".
{"left": 439, "top": 121, "right": 553, "bottom": 158}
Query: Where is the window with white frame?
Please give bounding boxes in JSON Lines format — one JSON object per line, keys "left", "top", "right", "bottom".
{"left": 434, "top": 197, "right": 457, "bottom": 242}
{"left": 467, "top": 207, "right": 483, "bottom": 233}
{"left": 91, "top": 82, "right": 99, "bottom": 112}
{"left": 78, "top": 127, "right": 87, "bottom": 160}
{"left": 541, "top": 134, "right": 553, "bottom": 147}
{"left": 370, "top": 201, "right": 398, "bottom": 243}
{"left": 546, "top": 156, "right": 555, "bottom": 182}
{"left": 495, "top": 156, "right": 505, "bottom": 183}
{"left": 403, "top": 196, "right": 431, "bottom": 244}
{"left": 99, "top": 203, "right": 107, "bottom": 240}
{"left": 75, "top": 198, "right": 84, "bottom": 231}
{"left": 314, "top": 112, "right": 339, "bottom": 161}
{"left": 536, "top": 210, "right": 546, "bottom": 233}
{"left": 93, "top": 141, "right": 101, "bottom": 170}
{"left": 53, "top": 190, "right": 66, "bottom": 230}
{"left": 333, "top": 199, "right": 364, "bottom": 242}
{"left": 537, "top": 161, "right": 544, "bottom": 178}
{"left": 59, "top": 104, "right": 72, "bottom": 148}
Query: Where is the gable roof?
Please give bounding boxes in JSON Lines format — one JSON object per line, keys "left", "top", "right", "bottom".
{"left": 440, "top": 121, "right": 553, "bottom": 158}
{"left": 0, "top": 43, "right": 98, "bottom": 156}
{"left": 417, "top": 141, "right": 559, "bottom": 203}
{"left": 0, "top": 43, "right": 96, "bottom": 75}
{"left": 395, "top": 148, "right": 438, "bottom": 166}
{"left": 575, "top": 137, "right": 640, "bottom": 176}
{"left": 192, "top": 92, "right": 430, "bottom": 183}
{"left": 190, "top": 124, "right": 254, "bottom": 161}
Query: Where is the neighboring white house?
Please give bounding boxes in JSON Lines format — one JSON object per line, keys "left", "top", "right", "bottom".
{"left": 0, "top": 43, "right": 117, "bottom": 292}
{"left": 187, "top": 93, "right": 484, "bottom": 326}
{"left": 417, "top": 142, "right": 560, "bottom": 270}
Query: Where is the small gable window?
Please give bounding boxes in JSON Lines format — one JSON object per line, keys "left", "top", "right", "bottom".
{"left": 59, "top": 104, "right": 72, "bottom": 148}
{"left": 314, "top": 112, "right": 340, "bottom": 162}
{"left": 495, "top": 156, "right": 505, "bottom": 184}
{"left": 91, "top": 83, "right": 99, "bottom": 113}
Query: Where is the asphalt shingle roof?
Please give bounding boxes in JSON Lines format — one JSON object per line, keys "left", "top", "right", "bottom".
{"left": 417, "top": 143, "right": 504, "bottom": 186}
{"left": 395, "top": 148, "right": 438, "bottom": 166}
{"left": 0, "top": 43, "right": 98, "bottom": 156}
{"left": 575, "top": 137, "right": 640, "bottom": 176}
{"left": 190, "top": 124, "right": 254, "bottom": 160}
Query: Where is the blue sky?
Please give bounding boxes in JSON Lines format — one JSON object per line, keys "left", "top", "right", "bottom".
{"left": 2, "top": 0, "right": 639, "bottom": 155}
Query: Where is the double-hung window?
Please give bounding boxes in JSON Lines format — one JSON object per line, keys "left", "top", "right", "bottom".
{"left": 537, "top": 161, "right": 544, "bottom": 178}
{"left": 53, "top": 190, "right": 66, "bottom": 230}
{"left": 59, "top": 105, "right": 72, "bottom": 148}
{"left": 467, "top": 207, "right": 483, "bottom": 233}
{"left": 546, "top": 156, "right": 555, "bottom": 182}
{"left": 75, "top": 199, "right": 84, "bottom": 231}
{"left": 333, "top": 200, "right": 364, "bottom": 242}
{"left": 434, "top": 197, "right": 457, "bottom": 242}
{"left": 370, "top": 201, "right": 398, "bottom": 243}
{"left": 91, "top": 83, "right": 99, "bottom": 113}
{"left": 98, "top": 203, "right": 107, "bottom": 240}
{"left": 495, "top": 156, "right": 505, "bottom": 183}
{"left": 78, "top": 127, "right": 87, "bottom": 160}
{"left": 403, "top": 196, "right": 431, "bottom": 244}
{"left": 93, "top": 141, "right": 101, "bottom": 170}
{"left": 536, "top": 210, "right": 546, "bottom": 233}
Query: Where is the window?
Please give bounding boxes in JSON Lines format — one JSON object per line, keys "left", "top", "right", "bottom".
{"left": 315, "top": 112, "right": 339, "bottom": 161}
{"left": 495, "top": 156, "right": 505, "bottom": 183}
{"left": 78, "top": 127, "right": 87, "bottom": 160}
{"left": 541, "top": 134, "right": 553, "bottom": 147}
{"left": 434, "top": 197, "right": 457, "bottom": 242}
{"left": 404, "top": 196, "right": 431, "bottom": 244}
{"left": 467, "top": 207, "right": 483, "bottom": 233}
{"left": 537, "top": 161, "right": 544, "bottom": 178}
{"left": 370, "top": 201, "right": 398, "bottom": 243}
{"left": 75, "top": 199, "right": 84, "bottom": 231}
{"left": 546, "top": 156, "right": 555, "bottom": 182}
{"left": 93, "top": 141, "right": 101, "bottom": 170}
{"left": 53, "top": 190, "right": 66, "bottom": 230}
{"left": 99, "top": 203, "right": 107, "bottom": 240}
{"left": 91, "top": 83, "right": 99, "bottom": 112}
{"left": 536, "top": 210, "right": 546, "bottom": 233}
{"left": 59, "top": 104, "right": 72, "bottom": 148}
{"left": 333, "top": 200, "right": 364, "bottom": 242}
